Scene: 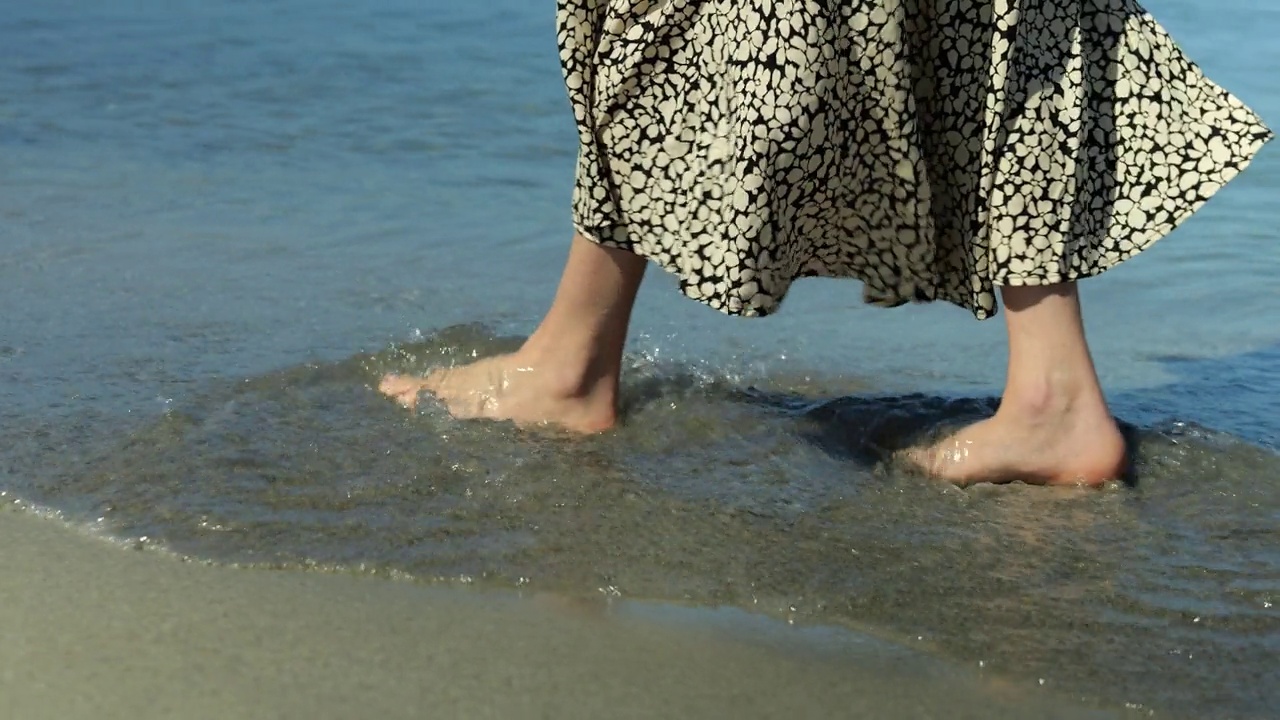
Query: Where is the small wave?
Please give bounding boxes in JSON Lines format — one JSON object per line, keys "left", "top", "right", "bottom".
{"left": 6, "top": 324, "right": 1279, "bottom": 718}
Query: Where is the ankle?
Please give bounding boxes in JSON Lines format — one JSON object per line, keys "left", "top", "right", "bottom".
{"left": 514, "top": 336, "right": 621, "bottom": 401}
{"left": 997, "top": 372, "right": 1108, "bottom": 424}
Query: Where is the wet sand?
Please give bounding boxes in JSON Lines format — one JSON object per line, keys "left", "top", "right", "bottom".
{"left": 0, "top": 508, "right": 1123, "bottom": 720}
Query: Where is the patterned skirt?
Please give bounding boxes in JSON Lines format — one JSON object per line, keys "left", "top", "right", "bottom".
{"left": 556, "top": 0, "right": 1272, "bottom": 318}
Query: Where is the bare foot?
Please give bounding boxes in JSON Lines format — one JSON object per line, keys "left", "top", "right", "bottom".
{"left": 378, "top": 353, "right": 618, "bottom": 434}
{"left": 903, "top": 405, "right": 1128, "bottom": 487}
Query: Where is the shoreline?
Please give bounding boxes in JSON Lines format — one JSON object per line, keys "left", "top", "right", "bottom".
{"left": 0, "top": 507, "right": 1127, "bottom": 719}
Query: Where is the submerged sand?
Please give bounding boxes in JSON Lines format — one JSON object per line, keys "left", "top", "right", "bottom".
{"left": 0, "top": 508, "right": 1122, "bottom": 719}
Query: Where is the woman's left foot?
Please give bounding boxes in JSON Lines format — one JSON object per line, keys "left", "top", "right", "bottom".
{"left": 903, "top": 401, "right": 1128, "bottom": 487}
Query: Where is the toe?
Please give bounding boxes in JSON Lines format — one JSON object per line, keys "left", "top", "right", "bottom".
{"left": 421, "top": 368, "right": 449, "bottom": 393}
{"left": 378, "top": 374, "right": 425, "bottom": 409}
{"left": 900, "top": 445, "right": 940, "bottom": 478}
{"left": 378, "top": 374, "right": 410, "bottom": 396}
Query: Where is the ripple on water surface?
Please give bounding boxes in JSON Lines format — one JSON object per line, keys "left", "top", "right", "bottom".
{"left": 16, "top": 325, "right": 1280, "bottom": 719}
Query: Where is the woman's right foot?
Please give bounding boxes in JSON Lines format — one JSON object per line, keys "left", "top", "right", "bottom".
{"left": 380, "top": 234, "right": 644, "bottom": 435}
{"left": 378, "top": 352, "right": 619, "bottom": 435}
{"left": 904, "top": 397, "right": 1128, "bottom": 487}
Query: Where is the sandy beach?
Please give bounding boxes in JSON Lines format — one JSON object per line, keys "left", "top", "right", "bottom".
{"left": 0, "top": 508, "right": 1122, "bottom": 719}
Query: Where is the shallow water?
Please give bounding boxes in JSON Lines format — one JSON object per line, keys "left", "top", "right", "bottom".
{"left": 2, "top": 0, "right": 1278, "bottom": 717}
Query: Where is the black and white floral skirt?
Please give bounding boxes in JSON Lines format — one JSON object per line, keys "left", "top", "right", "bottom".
{"left": 556, "top": 0, "right": 1272, "bottom": 318}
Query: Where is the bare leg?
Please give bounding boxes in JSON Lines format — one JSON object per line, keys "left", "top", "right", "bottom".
{"left": 908, "top": 283, "right": 1127, "bottom": 486}
{"left": 380, "top": 234, "right": 646, "bottom": 433}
